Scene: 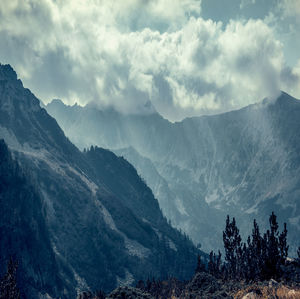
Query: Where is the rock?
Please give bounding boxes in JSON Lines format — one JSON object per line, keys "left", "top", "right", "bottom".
{"left": 268, "top": 279, "right": 278, "bottom": 288}
{"left": 185, "top": 273, "right": 232, "bottom": 298}
{"left": 188, "top": 272, "right": 220, "bottom": 290}
{"left": 107, "top": 286, "right": 153, "bottom": 299}
{"left": 242, "top": 292, "right": 262, "bottom": 299}
{"left": 288, "top": 289, "right": 296, "bottom": 295}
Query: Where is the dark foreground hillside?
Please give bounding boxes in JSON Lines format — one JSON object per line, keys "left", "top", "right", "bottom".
{"left": 0, "top": 63, "right": 200, "bottom": 298}
{"left": 100, "top": 273, "right": 300, "bottom": 299}
{"left": 75, "top": 213, "right": 300, "bottom": 299}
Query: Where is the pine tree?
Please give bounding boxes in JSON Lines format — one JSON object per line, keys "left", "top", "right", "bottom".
{"left": 250, "top": 219, "right": 263, "bottom": 280}
{"left": 223, "top": 215, "right": 241, "bottom": 278}
{"left": 236, "top": 241, "right": 245, "bottom": 279}
{"left": 216, "top": 250, "right": 222, "bottom": 277}
{"left": 259, "top": 212, "right": 283, "bottom": 280}
{"left": 269, "top": 212, "right": 280, "bottom": 277}
{"left": 212, "top": 212, "right": 293, "bottom": 282}
{"left": 0, "top": 258, "right": 20, "bottom": 299}
{"left": 278, "top": 222, "right": 288, "bottom": 263}
{"left": 207, "top": 251, "right": 222, "bottom": 277}
{"left": 242, "top": 242, "right": 251, "bottom": 281}
{"left": 94, "top": 290, "right": 106, "bottom": 299}
{"left": 297, "top": 246, "right": 300, "bottom": 266}
{"left": 195, "top": 254, "right": 206, "bottom": 273}
{"left": 208, "top": 251, "right": 215, "bottom": 275}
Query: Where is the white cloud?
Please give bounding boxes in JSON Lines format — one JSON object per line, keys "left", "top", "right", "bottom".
{"left": 240, "top": 0, "right": 256, "bottom": 10}
{"left": 0, "top": 0, "right": 299, "bottom": 121}
{"left": 278, "top": 0, "right": 300, "bottom": 19}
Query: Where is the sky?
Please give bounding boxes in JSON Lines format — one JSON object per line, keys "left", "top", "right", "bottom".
{"left": 0, "top": 0, "right": 300, "bottom": 121}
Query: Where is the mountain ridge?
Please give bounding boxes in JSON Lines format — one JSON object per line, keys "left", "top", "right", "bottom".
{"left": 46, "top": 90, "right": 300, "bottom": 125}
{"left": 0, "top": 63, "right": 200, "bottom": 298}
{"left": 46, "top": 89, "right": 300, "bottom": 254}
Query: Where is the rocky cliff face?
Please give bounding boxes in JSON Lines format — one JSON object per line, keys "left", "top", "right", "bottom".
{"left": 0, "top": 64, "right": 199, "bottom": 298}
{"left": 47, "top": 90, "right": 300, "bottom": 254}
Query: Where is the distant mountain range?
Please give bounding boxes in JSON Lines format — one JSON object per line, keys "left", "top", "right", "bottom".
{"left": 0, "top": 64, "right": 200, "bottom": 298}
{"left": 46, "top": 90, "right": 300, "bottom": 254}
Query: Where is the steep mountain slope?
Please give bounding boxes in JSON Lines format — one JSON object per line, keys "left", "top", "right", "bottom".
{"left": 0, "top": 140, "right": 70, "bottom": 298}
{"left": 113, "top": 147, "right": 182, "bottom": 227}
{"left": 0, "top": 64, "right": 199, "bottom": 298}
{"left": 47, "top": 91, "right": 300, "bottom": 254}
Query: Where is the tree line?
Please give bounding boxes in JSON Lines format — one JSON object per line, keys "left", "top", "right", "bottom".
{"left": 0, "top": 258, "right": 20, "bottom": 299}
{"left": 196, "top": 212, "right": 300, "bottom": 281}
{"left": 1, "top": 212, "right": 300, "bottom": 298}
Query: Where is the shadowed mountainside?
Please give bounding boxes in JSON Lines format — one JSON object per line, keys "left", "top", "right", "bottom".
{"left": 0, "top": 63, "right": 200, "bottom": 298}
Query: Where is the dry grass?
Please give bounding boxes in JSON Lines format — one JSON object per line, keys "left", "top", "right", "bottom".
{"left": 276, "top": 286, "right": 300, "bottom": 298}
{"left": 234, "top": 284, "right": 300, "bottom": 299}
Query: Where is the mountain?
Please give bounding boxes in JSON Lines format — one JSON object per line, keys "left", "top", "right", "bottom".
{"left": 0, "top": 64, "right": 199, "bottom": 298}
{"left": 46, "top": 91, "right": 300, "bottom": 254}
{"left": 0, "top": 140, "right": 68, "bottom": 297}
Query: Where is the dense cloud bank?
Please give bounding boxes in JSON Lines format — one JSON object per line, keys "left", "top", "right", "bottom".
{"left": 0, "top": 0, "right": 299, "bottom": 120}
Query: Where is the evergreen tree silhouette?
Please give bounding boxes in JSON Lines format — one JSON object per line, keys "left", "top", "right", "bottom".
{"left": 195, "top": 254, "right": 206, "bottom": 273}
{"left": 223, "top": 215, "right": 241, "bottom": 278}
{"left": 263, "top": 212, "right": 280, "bottom": 279}
{"left": 0, "top": 257, "right": 20, "bottom": 299}
{"left": 278, "top": 222, "right": 289, "bottom": 263}
{"left": 249, "top": 219, "right": 263, "bottom": 280}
